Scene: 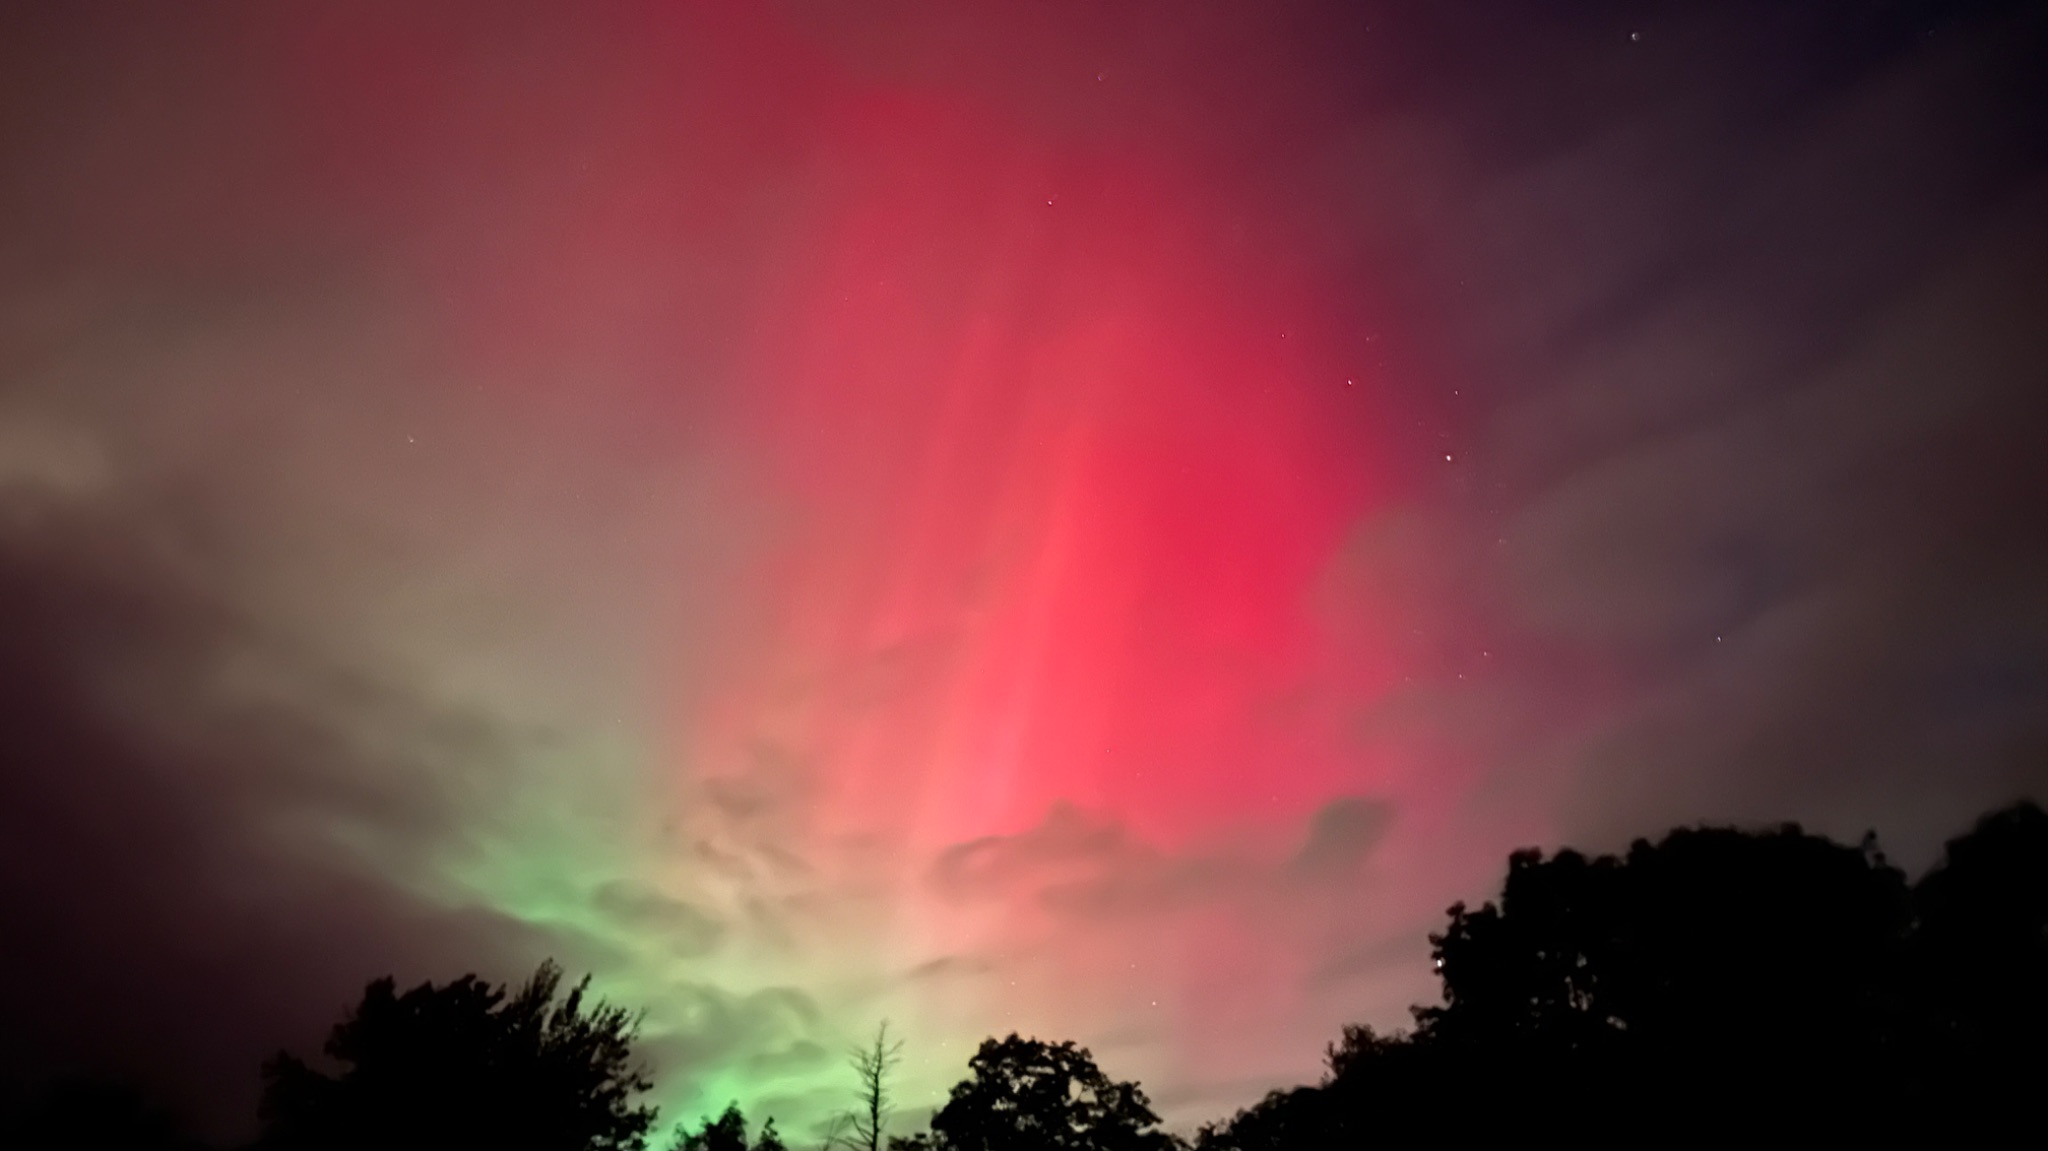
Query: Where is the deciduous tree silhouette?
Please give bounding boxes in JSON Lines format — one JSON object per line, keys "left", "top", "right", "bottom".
{"left": 1200, "top": 801, "right": 2048, "bottom": 1145}
{"left": 915, "top": 1035, "right": 1175, "bottom": 1151}
{"left": 1191, "top": 1025, "right": 1431, "bottom": 1150}
{"left": 666, "top": 1103, "right": 784, "bottom": 1151}
{"left": 1902, "top": 800, "right": 2048, "bottom": 1117}
{"left": 258, "top": 960, "right": 656, "bottom": 1151}
{"left": 1423, "top": 820, "right": 1909, "bottom": 1127}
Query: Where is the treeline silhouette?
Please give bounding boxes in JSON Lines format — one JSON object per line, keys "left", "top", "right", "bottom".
{"left": 4, "top": 801, "right": 2041, "bottom": 1148}
{"left": 257, "top": 962, "right": 655, "bottom": 1151}
{"left": 1195, "top": 800, "right": 2048, "bottom": 1146}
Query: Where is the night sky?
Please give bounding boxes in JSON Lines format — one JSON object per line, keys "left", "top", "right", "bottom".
{"left": 2, "top": 1, "right": 2046, "bottom": 1142}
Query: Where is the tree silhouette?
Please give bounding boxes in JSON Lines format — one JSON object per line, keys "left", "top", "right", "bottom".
{"left": 1420, "top": 821, "right": 1913, "bottom": 1135}
{"left": 669, "top": 1104, "right": 746, "bottom": 1151}
{"left": 917, "top": 1035, "right": 1175, "bottom": 1151}
{"left": 1901, "top": 800, "right": 2048, "bottom": 1124}
{"left": 258, "top": 960, "right": 656, "bottom": 1151}
{"left": 1438, "top": 827, "right": 1904, "bottom": 1041}
{"left": 1203, "top": 804, "right": 2048, "bottom": 1144}
{"left": 1191, "top": 1025, "right": 1437, "bottom": 1150}
{"left": 667, "top": 1103, "right": 784, "bottom": 1151}
{"left": 831, "top": 1022, "right": 903, "bottom": 1151}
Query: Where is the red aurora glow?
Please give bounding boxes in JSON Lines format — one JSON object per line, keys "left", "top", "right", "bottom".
{"left": 647, "top": 63, "right": 1444, "bottom": 1108}
{"left": 695, "top": 92, "right": 1402, "bottom": 856}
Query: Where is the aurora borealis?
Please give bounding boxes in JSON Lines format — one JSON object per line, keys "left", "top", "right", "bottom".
{"left": 3, "top": 1, "right": 2047, "bottom": 1143}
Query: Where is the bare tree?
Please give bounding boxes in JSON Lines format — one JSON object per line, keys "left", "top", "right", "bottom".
{"left": 834, "top": 1021, "right": 903, "bottom": 1151}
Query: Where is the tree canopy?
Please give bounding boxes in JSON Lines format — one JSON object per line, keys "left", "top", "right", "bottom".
{"left": 1198, "top": 801, "right": 2048, "bottom": 1146}
{"left": 666, "top": 1103, "right": 785, "bottom": 1151}
{"left": 258, "top": 960, "right": 657, "bottom": 1151}
{"left": 906, "top": 1035, "right": 1175, "bottom": 1151}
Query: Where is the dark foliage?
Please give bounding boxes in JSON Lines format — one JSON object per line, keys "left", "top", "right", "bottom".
{"left": 909, "top": 1035, "right": 1176, "bottom": 1151}
{"left": 666, "top": 1102, "right": 784, "bottom": 1151}
{"left": 258, "top": 960, "right": 656, "bottom": 1151}
{"left": 1199, "top": 802, "right": 2048, "bottom": 1146}
{"left": 1900, "top": 801, "right": 2048, "bottom": 1117}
